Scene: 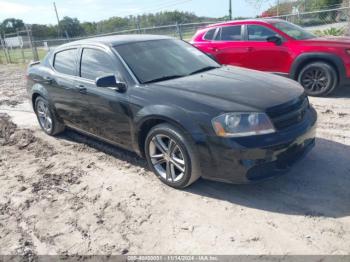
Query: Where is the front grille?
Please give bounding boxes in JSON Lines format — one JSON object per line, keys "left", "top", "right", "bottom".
{"left": 266, "top": 94, "right": 309, "bottom": 130}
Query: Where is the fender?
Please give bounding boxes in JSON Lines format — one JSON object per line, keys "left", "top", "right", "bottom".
{"left": 131, "top": 104, "right": 207, "bottom": 155}
{"left": 30, "top": 82, "right": 62, "bottom": 123}
{"left": 30, "top": 83, "right": 50, "bottom": 108}
{"left": 290, "top": 52, "right": 346, "bottom": 84}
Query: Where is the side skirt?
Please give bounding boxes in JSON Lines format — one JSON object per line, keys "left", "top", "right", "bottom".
{"left": 65, "top": 124, "right": 140, "bottom": 156}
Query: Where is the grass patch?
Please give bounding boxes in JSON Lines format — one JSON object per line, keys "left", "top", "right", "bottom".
{"left": 0, "top": 48, "right": 47, "bottom": 64}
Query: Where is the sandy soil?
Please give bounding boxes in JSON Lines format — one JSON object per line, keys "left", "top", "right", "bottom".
{"left": 0, "top": 64, "right": 349, "bottom": 256}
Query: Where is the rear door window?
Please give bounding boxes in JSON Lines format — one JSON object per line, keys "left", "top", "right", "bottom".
{"left": 80, "top": 48, "right": 115, "bottom": 81}
{"left": 54, "top": 49, "right": 77, "bottom": 76}
{"left": 217, "top": 25, "right": 242, "bottom": 41}
{"left": 204, "top": 28, "right": 216, "bottom": 40}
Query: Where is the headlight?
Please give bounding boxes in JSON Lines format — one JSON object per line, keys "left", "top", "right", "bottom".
{"left": 212, "top": 112, "right": 275, "bottom": 137}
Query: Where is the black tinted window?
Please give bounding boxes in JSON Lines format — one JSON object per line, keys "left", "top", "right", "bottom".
{"left": 54, "top": 49, "right": 77, "bottom": 75}
{"left": 80, "top": 49, "right": 115, "bottom": 80}
{"left": 204, "top": 28, "right": 216, "bottom": 40}
{"left": 248, "top": 25, "right": 277, "bottom": 41}
{"left": 219, "top": 26, "right": 242, "bottom": 41}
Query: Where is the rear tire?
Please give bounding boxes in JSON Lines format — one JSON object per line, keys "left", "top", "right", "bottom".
{"left": 34, "top": 96, "right": 65, "bottom": 136}
{"left": 297, "top": 62, "right": 338, "bottom": 96}
{"left": 145, "top": 123, "right": 201, "bottom": 189}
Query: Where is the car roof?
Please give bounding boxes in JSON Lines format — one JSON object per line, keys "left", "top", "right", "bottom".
{"left": 204, "top": 18, "right": 285, "bottom": 28}
{"left": 60, "top": 34, "right": 173, "bottom": 48}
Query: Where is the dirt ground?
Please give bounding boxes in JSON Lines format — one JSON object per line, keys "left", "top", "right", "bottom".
{"left": 0, "top": 64, "right": 349, "bottom": 256}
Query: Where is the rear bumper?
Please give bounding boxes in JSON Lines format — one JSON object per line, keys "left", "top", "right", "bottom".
{"left": 198, "top": 106, "right": 317, "bottom": 183}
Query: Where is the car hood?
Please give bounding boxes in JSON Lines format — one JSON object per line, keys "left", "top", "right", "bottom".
{"left": 152, "top": 66, "right": 304, "bottom": 111}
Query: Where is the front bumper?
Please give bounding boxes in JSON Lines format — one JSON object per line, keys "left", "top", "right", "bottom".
{"left": 245, "top": 132, "right": 315, "bottom": 181}
{"left": 198, "top": 106, "right": 317, "bottom": 183}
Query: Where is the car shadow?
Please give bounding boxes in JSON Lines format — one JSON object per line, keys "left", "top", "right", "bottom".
{"left": 329, "top": 85, "right": 350, "bottom": 98}
{"left": 58, "top": 129, "right": 349, "bottom": 218}
{"left": 58, "top": 129, "right": 147, "bottom": 169}
{"left": 186, "top": 137, "right": 350, "bottom": 218}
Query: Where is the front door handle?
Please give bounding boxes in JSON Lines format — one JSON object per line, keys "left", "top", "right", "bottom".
{"left": 75, "top": 84, "right": 87, "bottom": 94}
{"left": 247, "top": 47, "right": 254, "bottom": 52}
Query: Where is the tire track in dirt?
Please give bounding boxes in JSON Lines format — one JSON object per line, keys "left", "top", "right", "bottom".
{"left": 0, "top": 113, "right": 155, "bottom": 255}
{"left": 0, "top": 65, "right": 27, "bottom": 107}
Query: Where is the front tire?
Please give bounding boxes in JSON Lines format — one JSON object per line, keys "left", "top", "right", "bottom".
{"left": 297, "top": 62, "right": 338, "bottom": 96}
{"left": 34, "top": 96, "right": 65, "bottom": 136}
{"left": 145, "top": 123, "right": 201, "bottom": 189}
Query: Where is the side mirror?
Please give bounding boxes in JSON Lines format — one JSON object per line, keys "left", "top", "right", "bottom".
{"left": 267, "top": 35, "right": 283, "bottom": 45}
{"left": 95, "top": 75, "right": 127, "bottom": 92}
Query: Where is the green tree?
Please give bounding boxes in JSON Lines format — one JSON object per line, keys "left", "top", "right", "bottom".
{"left": 81, "top": 22, "right": 97, "bottom": 35}
{"left": 95, "top": 10, "right": 216, "bottom": 34}
{"left": 1, "top": 18, "right": 25, "bottom": 34}
{"left": 3, "top": 10, "right": 218, "bottom": 38}
{"left": 98, "top": 16, "right": 130, "bottom": 33}
{"left": 59, "top": 16, "right": 84, "bottom": 37}
{"left": 31, "top": 24, "right": 57, "bottom": 38}
{"left": 324, "top": 0, "right": 342, "bottom": 7}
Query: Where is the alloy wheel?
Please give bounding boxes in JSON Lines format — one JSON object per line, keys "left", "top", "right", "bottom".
{"left": 36, "top": 100, "right": 53, "bottom": 133}
{"left": 149, "top": 134, "right": 186, "bottom": 183}
{"left": 300, "top": 67, "right": 329, "bottom": 94}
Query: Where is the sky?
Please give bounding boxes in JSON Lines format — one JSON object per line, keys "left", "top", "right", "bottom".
{"left": 0, "top": 0, "right": 275, "bottom": 25}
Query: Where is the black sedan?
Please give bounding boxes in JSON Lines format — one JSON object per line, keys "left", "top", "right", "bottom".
{"left": 26, "top": 35, "right": 317, "bottom": 189}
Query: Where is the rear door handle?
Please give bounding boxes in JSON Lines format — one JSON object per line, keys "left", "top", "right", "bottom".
{"left": 75, "top": 84, "right": 87, "bottom": 94}
{"left": 209, "top": 47, "right": 219, "bottom": 52}
{"left": 247, "top": 47, "right": 254, "bottom": 52}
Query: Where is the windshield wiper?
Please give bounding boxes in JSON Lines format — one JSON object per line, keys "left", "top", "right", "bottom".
{"left": 144, "top": 75, "right": 185, "bottom": 84}
{"left": 189, "top": 66, "right": 220, "bottom": 75}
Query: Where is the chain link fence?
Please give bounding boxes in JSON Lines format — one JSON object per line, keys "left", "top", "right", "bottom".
{"left": 0, "top": 21, "right": 217, "bottom": 64}
{"left": 1, "top": 6, "right": 350, "bottom": 65}
{"left": 0, "top": 27, "right": 39, "bottom": 64}
{"left": 31, "top": 21, "right": 218, "bottom": 57}
{"left": 268, "top": 6, "right": 350, "bottom": 33}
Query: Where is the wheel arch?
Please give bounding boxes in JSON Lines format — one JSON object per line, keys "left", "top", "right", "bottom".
{"left": 132, "top": 105, "right": 204, "bottom": 157}
{"left": 30, "top": 84, "right": 50, "bottom": 109}
{"left": 32, "top": 92, "right": 41, "bottom": 108}
{"left": 135, "top": 115, "right": 194, "bottom": 157}
{"left": 30, "top": 87, "right": 64, "bottom": 126}
{"left": 290, "top": 53, "right": 345, "bottom": 83}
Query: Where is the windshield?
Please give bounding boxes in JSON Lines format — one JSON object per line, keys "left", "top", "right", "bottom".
{"left": 114, "top": 39, "right": 220, "bottom": 84}
{"left": 273, "top": 21, "right": 316, "bottom": 40}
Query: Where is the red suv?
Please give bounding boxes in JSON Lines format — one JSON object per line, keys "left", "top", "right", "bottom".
{"left": 191, "top": 19, "right": 350, "bottom": 96}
